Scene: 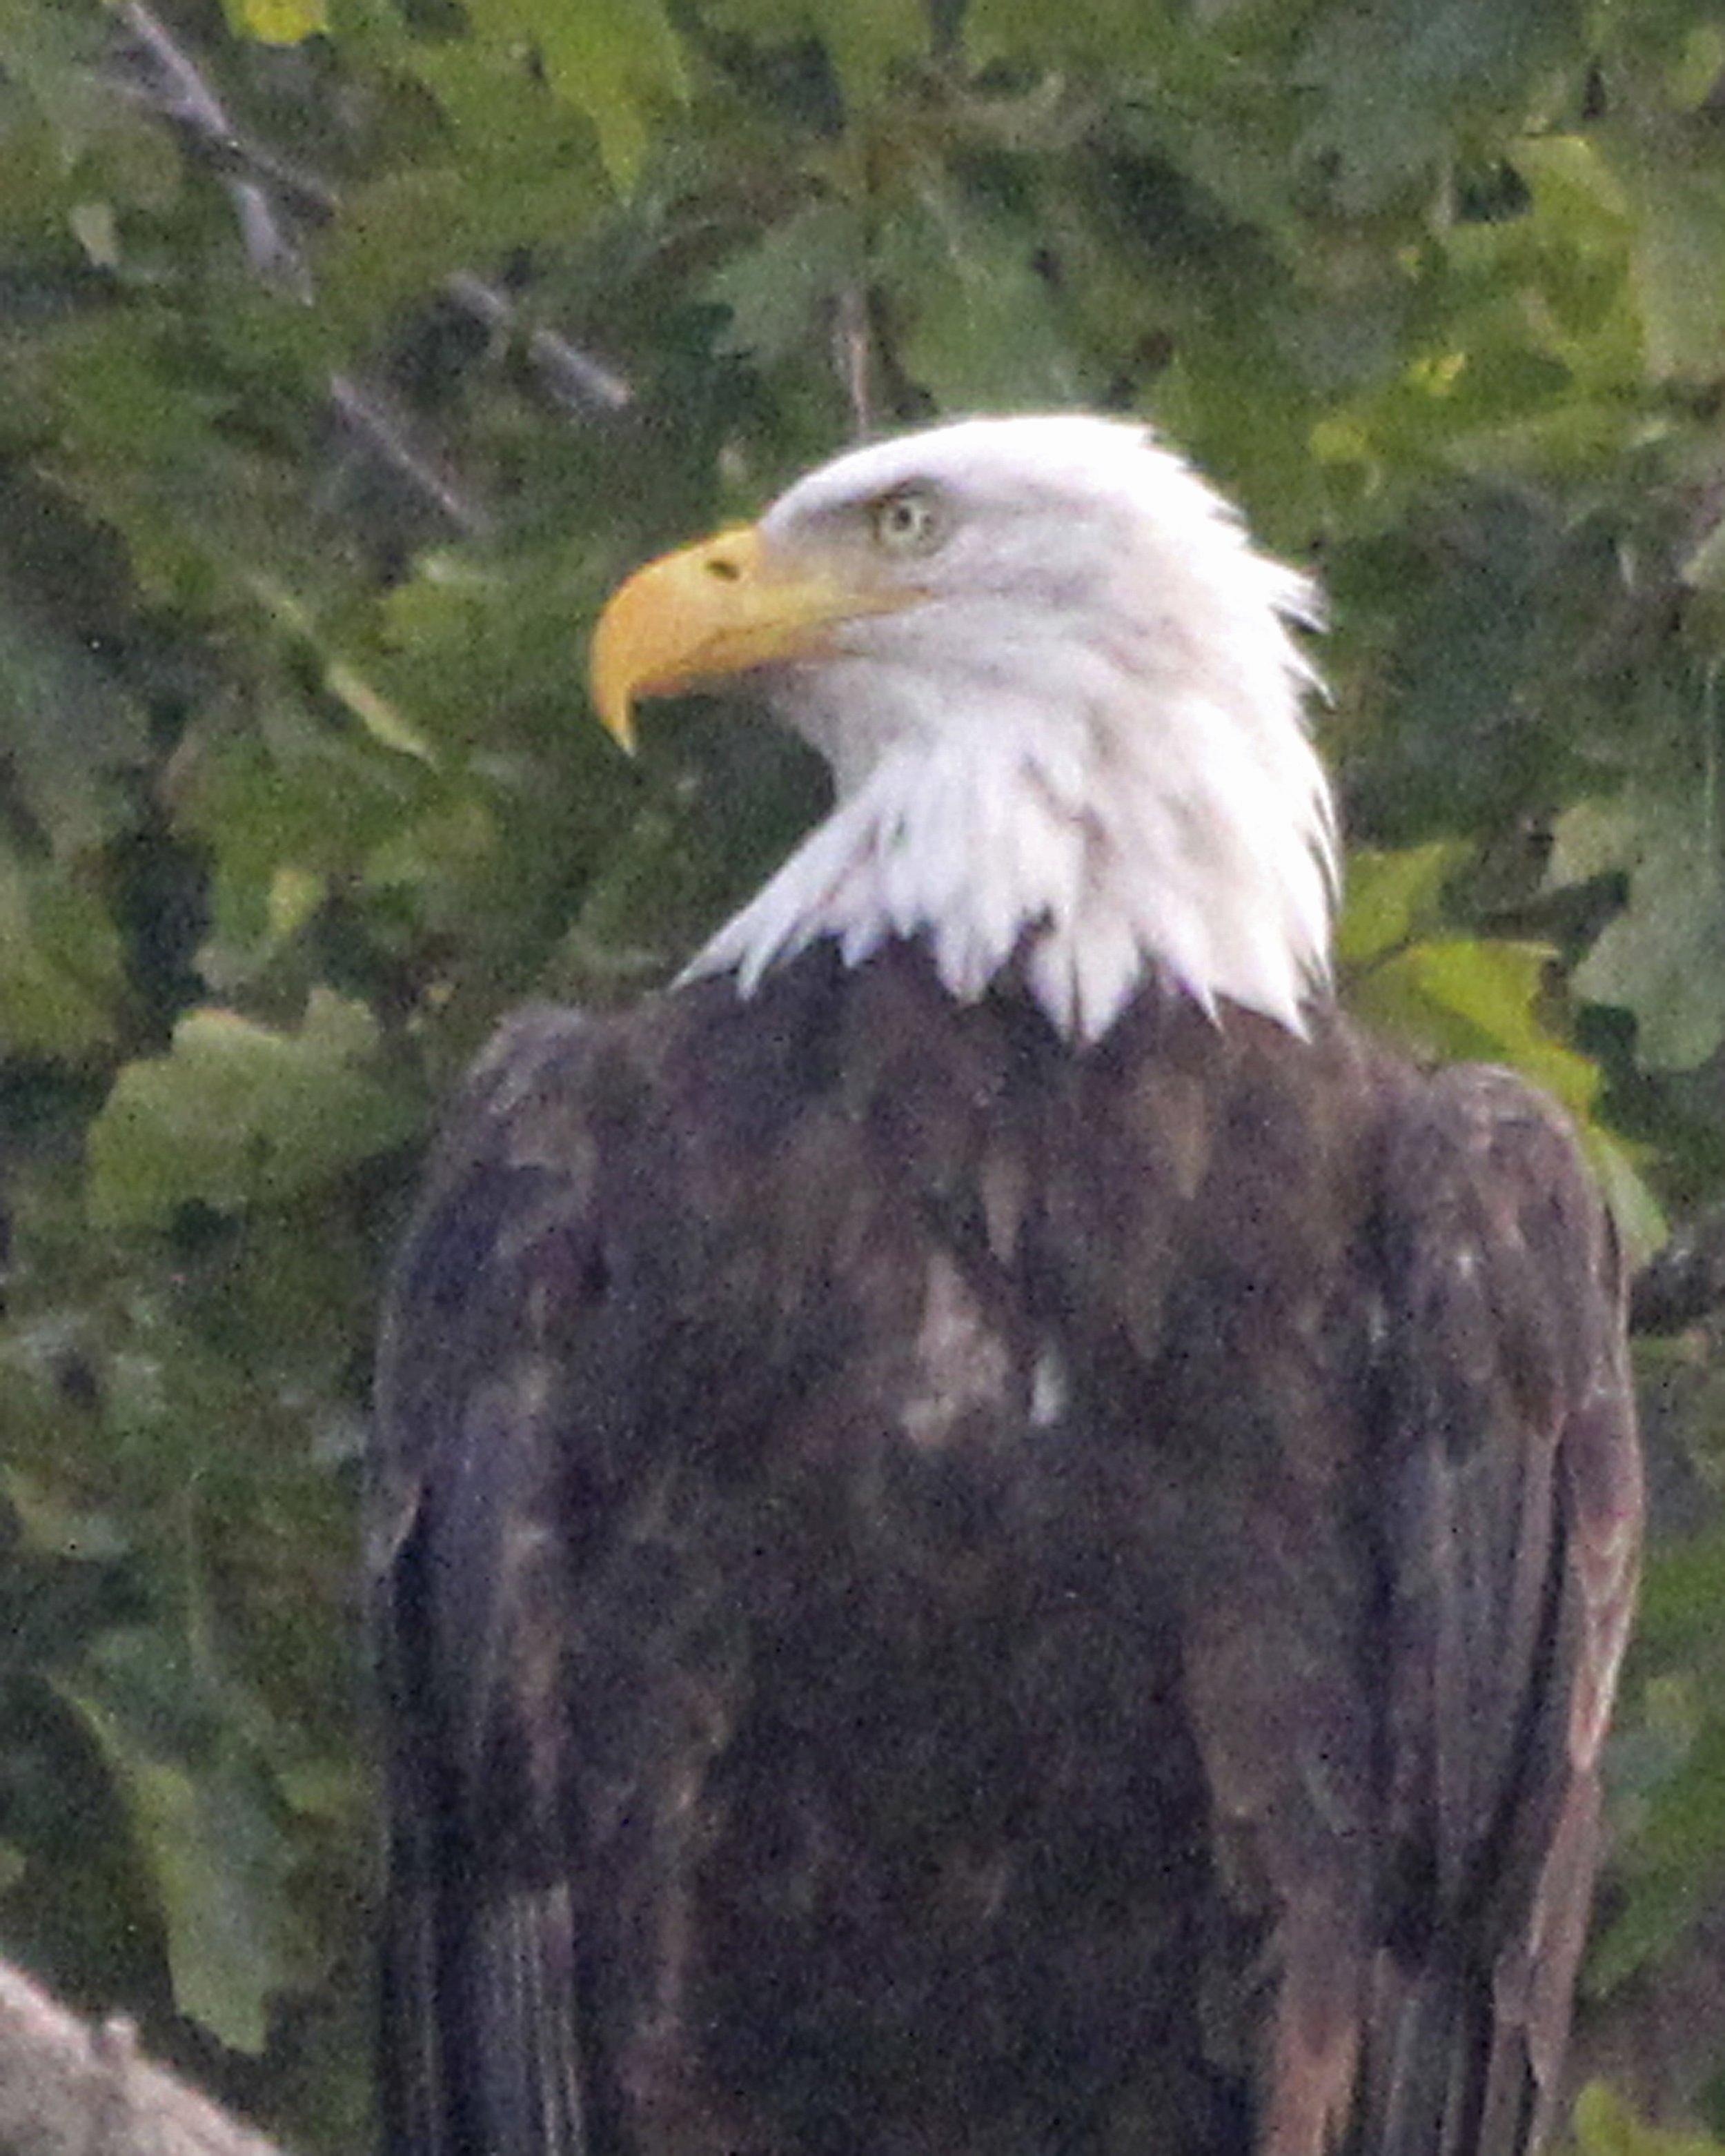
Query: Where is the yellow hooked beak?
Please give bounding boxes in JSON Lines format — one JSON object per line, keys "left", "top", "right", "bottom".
{"left": 590, "top": 523, "right": 910, "bottom": 752}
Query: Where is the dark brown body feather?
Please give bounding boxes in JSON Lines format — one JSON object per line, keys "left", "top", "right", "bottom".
{"left": 371, "top": 941, "right": 1641, "bottom": 2156}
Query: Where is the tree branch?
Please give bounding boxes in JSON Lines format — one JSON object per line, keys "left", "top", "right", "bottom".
{"left": 0, "top": 1957, "right": 288, "bottom": 2156}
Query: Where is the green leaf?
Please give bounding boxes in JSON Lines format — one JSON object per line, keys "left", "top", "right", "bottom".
{"left": 880, "top": 192, "right": 1083, "bottom": 410}
{"left": 319, "top": 153, "right": 603, "bottom": 335}
{"left": 1556, "top": 791, "right": 1725, "bottom": 1071}
{"left": 59, "top": 1638, "right": 295, "bottom": 2055}
{"left": 1344, "top": 924, "right": 1662, "bottom": 1241}
{"left": 1292, "top": 0, "right": 1580, "bottom": 212}
{"left": 707, "top": 203, "right": 861, "bottom": 363}
{"left": 805, "top": 0, "right": 926, "bottom": 112}
{"left": 1349, "top": 936, "right": 1599, "bottom": 1117}
{"left": 87, "top": 991, "right": 419, "bottom": 1229}
{"left": 221, "top": 0, "right": 331, "bottom": 43}
{"left": 1335, "top": 842, "right": 1466, "bottom": 968}
{"left": 0, "top": 846, "right": 124, "bottom": 1058}
{"left": 963, "top": 0, "right": 1182, "bottom": 74}
{"left": 1600, "top": 130, "right": 1725, "bottom": 387}
{"left": 1574, "top": 2081, "right": 1725, "bottom": 2156}
{"left": 461, "top": 0, "right": 688, "bottom": 190}
{"left": 1584, "top": 1127, "right": 1669, "bottom": 1264}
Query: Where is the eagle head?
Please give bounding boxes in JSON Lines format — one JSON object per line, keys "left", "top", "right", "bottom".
{"left": 591, "top": 415, "right": 1336, "bottom": 1044}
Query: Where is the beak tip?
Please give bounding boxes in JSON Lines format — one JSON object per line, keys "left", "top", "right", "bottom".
{"left": 590, "top": 607, "right": 639, "bottom": 754}
{"left": 595, "top": 684, "right": 638, "bottom": 755}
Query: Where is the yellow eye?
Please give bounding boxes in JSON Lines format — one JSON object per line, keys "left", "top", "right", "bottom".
{"left": 871, "top": 487, "right": 943, "bottom": 555}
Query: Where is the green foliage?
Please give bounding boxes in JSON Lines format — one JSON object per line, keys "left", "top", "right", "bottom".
{"left": 63, "top": 1634, "right": 301, "bottom": 2055}
{"left": 3, "top": 0, "right": 1725, "bottom": 2142}
{"left": 1559, "top": 788, "right": 1725, "bottom": 1073}
{"left": 1342, "top": 842, "right": 1668, "bottom": 1256}
{"left": 1576, "top": 2082, "right": 1725, "bottom": 2156}
{"left": 88, "top": 993, "right": 419, "bottom": 1228}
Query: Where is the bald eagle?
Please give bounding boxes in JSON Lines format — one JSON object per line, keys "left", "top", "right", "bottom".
{"left": 371, "top": 417, "right": 1642, "bottom": 2156}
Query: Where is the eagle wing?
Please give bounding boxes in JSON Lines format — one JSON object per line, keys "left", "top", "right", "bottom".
{"left": 371, "top": 1007, "right": 614, "bottom": 2156}
{"left": 1345, "top": 1063, "right": 1642, "bottom": 2156}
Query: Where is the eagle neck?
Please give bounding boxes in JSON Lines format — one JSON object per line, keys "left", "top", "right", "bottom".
{"left": 681, "top": 679, "right": 1335, "bottom": 1045}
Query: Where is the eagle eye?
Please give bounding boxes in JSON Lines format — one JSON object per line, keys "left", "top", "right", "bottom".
{"left": 870, "top": 486, "right": 944, "bottom": 557}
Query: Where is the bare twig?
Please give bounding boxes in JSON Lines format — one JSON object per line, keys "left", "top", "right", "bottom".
{"left": 114, "top": 0, "right": 233, "bottom": 144}
{"left": 328, "top": 372, "right": 493, "bottom": 535}
{"left": 104, "top": 0, "right": 632, "bottom": 524}
{"left": 110, "top": 0, "right": 324, "bottom": 296}
{"left": 833, "top": 286, "right": 875, "bottom": 436}
{"left": 444, "top": 274, "right": 632, "bottom": 413}
{"left": 526, "top": 325, "right": 633, "bottom": 414}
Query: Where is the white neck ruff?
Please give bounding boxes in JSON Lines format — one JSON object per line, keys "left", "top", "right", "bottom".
{"left": 682, "top": 664, "right": 1336, "bottom": 1045}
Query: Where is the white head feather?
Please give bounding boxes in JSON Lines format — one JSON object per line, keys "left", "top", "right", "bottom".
{"left": 684, "top": 414, "right": 1337, "bottom": 1042}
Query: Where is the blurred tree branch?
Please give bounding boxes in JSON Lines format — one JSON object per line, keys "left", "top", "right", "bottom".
{"left": 0, "top": 1957, "right": 288, "bottom": 2156}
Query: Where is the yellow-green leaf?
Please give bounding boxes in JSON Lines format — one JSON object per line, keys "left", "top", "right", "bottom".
{"left": 1350, "top": 936, "right": 1599, "bottom": 1117}
{"left": 1574, "top": 2080, "right": 1725, "bottom": 2156}
{"left": 1336, "top": 842, "right": 1466, "bottom": 968}
{"left": 222, "top": 0, "right": 329, "bottom": 44}
{"left": 462, "top": 0, "right": 687, "bottom": 190}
